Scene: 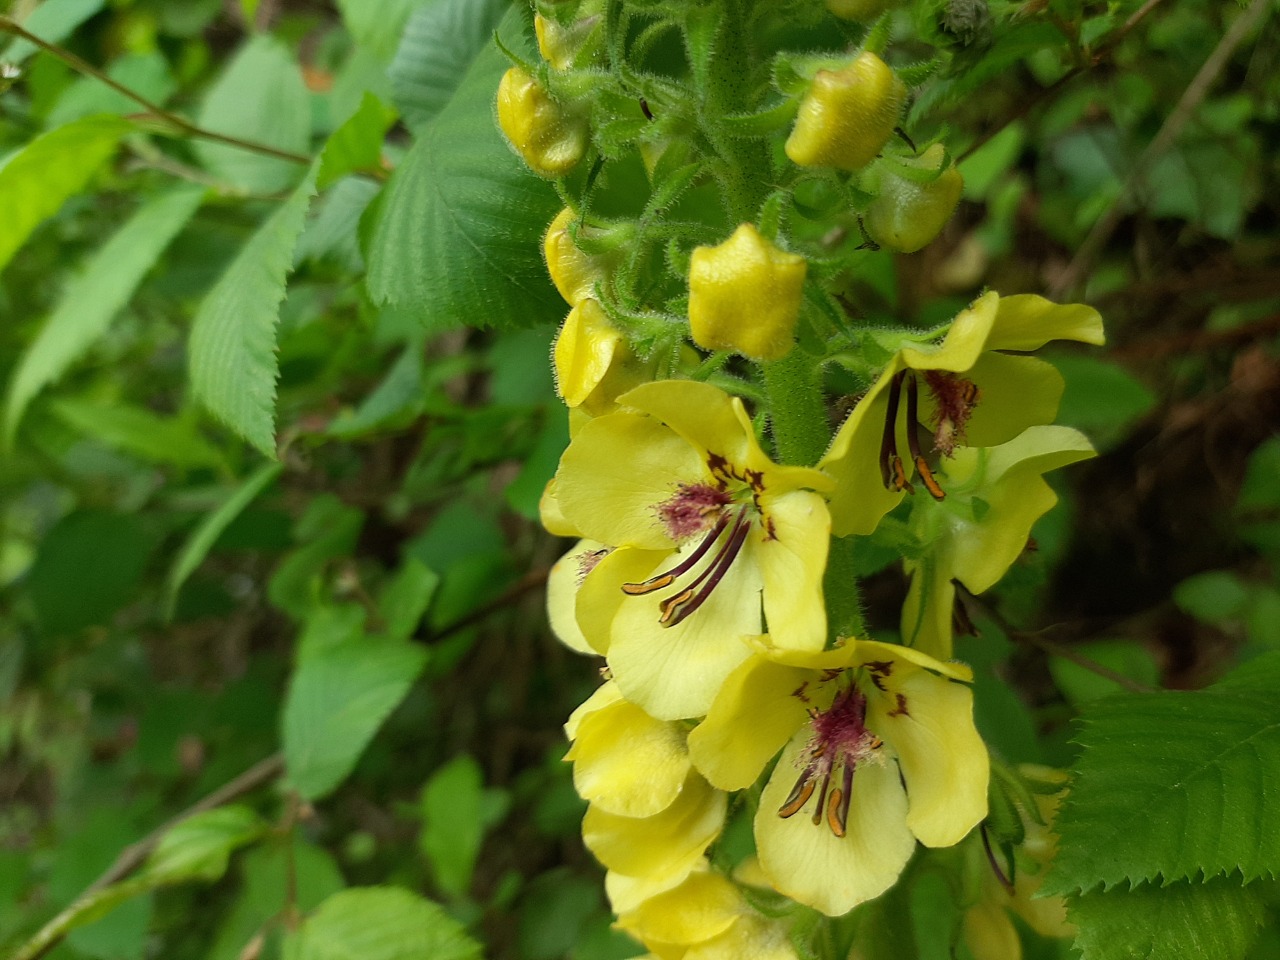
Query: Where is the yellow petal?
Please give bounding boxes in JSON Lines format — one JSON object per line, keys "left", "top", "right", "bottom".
{"left": 547, "top": 540, "right": 606, "bottom": 655}
{"left": 755, "top": 733, "right": 915, "bottom": 916}
{"left": 607, "top": 864, "right": 698, "bottom": 915}
{"left": 539, "top": 478, "right": 580, "bottom": 538}
{"left": 683, "top": 913, "right": 801, "bottom": 960}
{"left": 687, "top": 655, "right": 812, "bottom": 790}
{"left": 607, "top": 548, "right": 763, "bottom": 721}
{"left": 583, "top": 774, "right": 726, "bottom": 885}
{"left": 755, "top": 489, "right": 830, "bottom": 653}
{"left": 982, "top": 294, "right": 1105, "bottom": 352}
{"left": 554, "top": 299, "right": 623, "bottom": 408}
{"left": 557, "top": 411, "right": 706, "bottom": 550}
{"left": 575, "top": 546, "right": 662, "bottom": 654}
{"left": 864, "top": 657, "right": 988, "bottom": 848}
{"left": 934, "top": 353, "right": 1064, "bottom": 450}
{"left": 901, "top": 291, "right": 1000, "bottom": 373}
{"left": 964, "top": 901, "right": 1022, "bottom": 960}
{"left": 819, "top": 364, "right": 906, "bottom": 537}
{"left": 617, "top": 870, "right": 742, "bottom": 946}
{"left": 618, "top": 380, "right": 756, "bottom": 470}
{"left": 569, "top": 694, "right": 693, "bottom": 818}
{"left": 899, "top": 554, "right": 958, "bottom": 661}
{"left": 565, "top": 680, "right": 624, "bottom": 741}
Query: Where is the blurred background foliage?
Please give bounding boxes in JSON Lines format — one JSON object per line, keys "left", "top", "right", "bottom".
{"left": 0, "top": 0, "right": 1277, "bottom": 958}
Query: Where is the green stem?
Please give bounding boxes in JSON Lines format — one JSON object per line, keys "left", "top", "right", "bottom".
{"left": 761, "top": 348, "right": 828, "bottom": 467}
{"left": 823, "top": 535, "right": 867, "bottom": 638}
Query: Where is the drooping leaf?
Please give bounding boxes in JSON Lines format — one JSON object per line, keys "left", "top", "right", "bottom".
{"left": 318, "top": 91, "right": 397, "bottom": 190}
{"left": 419, "top": 755, "right": 508, "bottom": 899}
{"left": 282, "top": 608, "right": 429, "bottom": 800}
{"left": 1044, "top": 653, "right": 1280, "bottom": 895}
{"left": 363, "top": 34, "right": 563, "bottom": 331}
{"left": 376, "top": 557, "right": 438, "bottom": 643}
{"left": 283, "top": 887, "right": 482, "bottom": 960}
{"left": 296, "top": 175, "right": 381, "bottom": 271}
{"left": 1068, "top": 876, "right": 1270, "bottom": 960}
{"left": 1, "top": 0, "right": 106, "bottom": 64}
{"left": 193, "top": 35, "right": 311, "bottom": 193}
{"left": 4, "top": 183, "right": 204, "bottom": 444}
{"left": 164, "top": 462, "right": 284, "bottom": 619}
{"left": 387, "top": 0, "right": 510, "bottom": 132}
{"left": 0, "top": 115, "right": 129, "bottom": 276}
{"left": 143, "top": 806, "right": 266, "bottom": 884}
{"left": 189, "top": 165, "right": 318, "bottom": 456}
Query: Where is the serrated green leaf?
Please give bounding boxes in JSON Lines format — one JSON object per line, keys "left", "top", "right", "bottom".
{"left": 1, "top": 0, "right": 106, "bottom": 64}
{"left": 1068, "top": 876, "right": 1269, "bottom": 960}
{"left": 4, "top": 183, "right": 204, "bottom": 444}
{"left": 387, "top": 0, "right": 509, "bottom": 132}
{"left": 282, "top": 614, "right": 429, "bottom": 800}
{"left": 189, "top": 165, "right": 319, "bottom": 456}
{"left": 297, "top": 175, "right": 381, "bottom": 271}
{"left": 376, "top": 558, "right": 438, "bottom": 643}
{"left": 143, "top": 806, "right": 266, "bottom": 883}
{"left": 319, "top": 92, "right": 397, "bottom": 189}
{"left": 336, "top": 0, "right": 431, "bottom": 59}
{"left": 419, "top": 755, "right": 508, "bottom": 899}
{"left": 0, "top": 115, "right": 129, "bottom": 276}
{"left": 193, "top": 36, "right": 311, "bottom": 193}
{"left": 326, "top": 346, "right": 424, "bottom": 438}
{"left": 164, "top": 462, "right": 284, "bottom": 619}
{"left": 364, "top": 33, "right": 563, "bottom": 331}
{"left": 1043, "top": 667, "right": 1280, "bottom": 896}
{"left": 283, "top": 887, "right": 482, "bottom": 960}
{"left": 49, "top": 398, "right": 226, "bottom": 471}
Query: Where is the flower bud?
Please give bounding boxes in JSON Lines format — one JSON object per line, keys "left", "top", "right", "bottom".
{"left": 785, "top": 52, "right": 906, "bottom": 172}
{"left": 544, "top": 208, "right": 611, "bottom": 306}
{"left": 553, "top": 298, "right": 642, "bottom": 413}
{"left": 534, "top": 13, "right": 602, "bottom": 70}
{"left": 863, "top": 143, "right": 964, "bottom": 253}
{"left": 496, "top": 66, "right": 587, "bottom": 178}
{"left": 688, "top": 224, "right": 807, "bottom": 361}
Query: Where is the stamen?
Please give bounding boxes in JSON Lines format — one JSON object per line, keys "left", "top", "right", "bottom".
{"left": 778, "top": 765, "right": 818, "bottom": 819}
{"left": 621, "top": 513, "right": 731, "bottom": 595}
{"left": 906, "top": 373, "right": 945, "bottom": 501}
{"left": 827, "top": 764, "right": 854, "bottom": 837}
{"left": 657, "top": 511, "right": 752, "bottom": 627}
{"left": 879, "top": 370, "right": 907, "bottom": 490}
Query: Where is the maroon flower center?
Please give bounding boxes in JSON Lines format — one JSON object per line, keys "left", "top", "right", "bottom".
{"left": 777, "top": 684, "right": 882, "bottom": 838}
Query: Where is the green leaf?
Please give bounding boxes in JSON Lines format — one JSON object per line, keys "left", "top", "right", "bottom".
{"left": 49, "top": 398, "right": 226, "bottom": 471}
{"left": 1049, "top": 639, "right": 1159, "bottom": 707}
{"left": 1068, "top": 876, "right": 1269, "bottom": 960}
{"left": 319, "top": 91, "right": 397, "bottom": 189}
{"left": 164, "top": 462, "right": 284, "bottom": 619}
{"left": 336, "top": 0, "right": 430, "bottom": 59}
{"left": 0, "top": 115, "right": 129, "bottom": 276}
{"left": 282, "top": 610, "right": 429, "bottom": 800}
{"left": 47, "top": 51, "right": 177, "bottom": 126}
{"left": 189, "top": 164, "right": 319, "bottom": 456}
{"left": 1043, "top": 659, "right": 1280, "bottom": 895}
{"left": 143, "top": 806, "right": 266, "bottom": 883}
{"left": 283, "top": 887, "right": 482, "bottom": 960}
{"left": 387, "top": 0, "right": 509, "bottom": 132}
{"left": 419, "top": 755, "right": 508, "bottom": 899}
{"left": 193, "top": 36, "right": 311, "bottom": 193}
{"left": 268, "top": 496, "right": 364, "bottom": 616}
{"left": 376, "top": 558, "right": 439, "bottom": 643}
{"left": 326, "top": 346, "right": 424, "bottom": 438}
{"left": 364, "top": 35, "right": 563, "bottom": 331}
{"left": 1175, "top": 570, "right": 1251, "bottom": 624}
{"left": 1050, "top": 353, "right": 1156, "bottom": 452}
{"left": 297, "top": 175, "right": 381, "bottom": 271}
{"left": 1, "top": 0, "right": 106, "bottom": 64}
{"left": 3, "top": 183, "right": 204, "bottom": 444}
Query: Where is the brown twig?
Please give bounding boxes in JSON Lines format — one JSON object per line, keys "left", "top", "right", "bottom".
{"left": 961, "top": 588, "right": 1154, "bottom": 694}
{"left": 1051, "top": 0, "right": 1272, "bottom": 299}
{"left": 428, "top": 567, "right": 552, "bottom": 643}
{"left": 0, "top": 17, "right": 312, "bottom": 166}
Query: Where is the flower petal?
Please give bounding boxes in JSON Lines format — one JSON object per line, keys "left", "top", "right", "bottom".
{"left": 616, "top": 870, "right": 742, "bottom": 947}
{"left": 607, "top": 550, "right": 763, "bottom": 720}
{"left": 575, "top": 546, "right": 665, "bottom": 653}
{"left": 539, "top": 478, "right": 581, "bottom": 538}
{"left": 618, "top": 380, "right": 756, "bottom": 468}
{"left": 899, "top": 554, "right": 958, "bottom": 660}
{"left": 568, "top": 694, "right": 693, "bottom": 818}
{"left": 564, "top": 680, "right": 624, "bottom": 741}
{"left": 755, "top": 732, "right": 915, "bottom": 916}
{"left": 606, "top": 865, "right": 695, "bottom": 915}
{"left": 683, "top": 913, "right": 801, "bottom": 960}
{"left": 756, "top": 489, "right": 830, "bottom": 652}
{"left": 583, "top": 774, "right": 726, "bottom": 885}
{"left": 901, "top": 291, "right": 999, "bottom": 373}
{"left": 548, "top": 540, "right": 607, "bottom": 655}
{"left": 865, "top": 659, "right": 988, "bottom": 848}
{"left": 819, "top": 365, "right": 906, "bottom": 537}
{"left": 557, "top": 411, "right": 707, "bottom": 549}
{"left": 981, "top": 294, "right": 1105, "bottom": 352}
{"left": 935, "top": 353, "right": 1064, "bottom": 450}
{"left": 687, "top": 655, "right": 813, "bottom": 790}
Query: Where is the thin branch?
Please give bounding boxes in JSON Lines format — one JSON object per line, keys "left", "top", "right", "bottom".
{"left": 1051, "top": 0, "right": 1271, "bottom": 299}
{"left": 960, "top": 588, "right": 1154, "bottom": 694}
{"left": 0, "top": 17, "right": 312, "bottom": 166}
{"left": 428, "top": 567, "right": 551, "bottom": 643}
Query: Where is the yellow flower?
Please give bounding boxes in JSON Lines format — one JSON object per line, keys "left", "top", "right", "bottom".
{"left": 688, "top": 224, "right": 807, "bottom": 361}
{"left": 496, "top": 66, "right": 586, "bottom": 177}
{"left": 549, "top": 380, "right": 833, "bottom": 720}
{"left": 820, "top": 291, "right": 1104, "bottom": 537}
{"left": 785, "top": 52, "right": 905, "bottom": 172}
{"left": 552, "top": 298, "right": 645, "bottom": 414}
{"left": 687, "top": 638, "right": 988, "bottom": 916}
{"left": 544, "top": 207, "right": 614, "bottom": 307}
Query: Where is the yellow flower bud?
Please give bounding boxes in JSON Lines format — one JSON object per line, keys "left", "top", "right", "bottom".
{"left": 544, "top": 207, "right": 611, "bottom": 306}
{"left": 534, "top": 13, "right": 600, "bottom": 70}
{"left": 688, "top": 224, "right": 807, "bottom": 361}
{"left": 784, "top": 52, "right": 906, "bottom": 172}
{"left": 496, "top": 66, "right": 586, "bottom": 178}
{"left": 864, "top": 143, "right": 964, "bottom": 253}
{"left": 553, "top": 298, "right": 641, "bottom": 414}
